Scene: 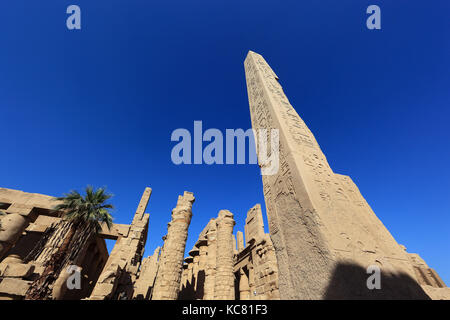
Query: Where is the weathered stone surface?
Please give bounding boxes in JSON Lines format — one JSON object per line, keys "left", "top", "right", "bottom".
{"left": 89, "top": 188, "right": 151, "bottom": 300}
{"left": 0, "top": 278, "right": 32, "bottom": 296}
{"left": 0, "top": 188, "right": 64, "bottom": 261}
{"left": 98, "top": 223, "right": 130, "bottom": 240}
{"left": 90, "top": 283, "right": 116, "bottom": 299}
{"left": 133, "top": 247, "right": 160, "bottom": 299}
{"left": 152, "top": 192, "right": 195, "bottom": 300}
{"left": 214, "top": 210, "right": 235, "bottom": 300}
{"left": 0, "top": 214, "right": 28, "bottom": 243}
{"left": 422, "top": 286, "right": 450, "bottom": 300}
{"left": 0, "top": 213, "right": 29, "bottom": 260}
{"left": 237, "top": 231, "right": 245, "bottom": 252}
{"left": 234, "top": 204, "right": 280, "bottom": 300}
{"left": 203, "top": 219, "right": 218, "bottom": 300}
{"left": 0, "top": 263, "right": 34, "bottom": 278}
{"left": 245, "top": 204, "right": 265, "bottom": 243}
{"left": 25, "top": 215, "right": 61, "bottom": 233}
{"left": 180, "top": 210, "right": 237, "bottom": 301}
{"left": 244, "top": 50, "right": 432, "bottom": 299}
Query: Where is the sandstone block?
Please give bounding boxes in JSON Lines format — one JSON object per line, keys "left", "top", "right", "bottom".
{"left": 0, "top": 278, "right": 32, "bottom": 296}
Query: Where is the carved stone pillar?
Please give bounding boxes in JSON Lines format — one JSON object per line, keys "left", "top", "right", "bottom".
{"left": 152, "top": 192, "right": 195, "bottom": 300}
{"left": 232, "top": 234, "right": 238, "bottom": 255}
{"left": 237, "top": 231, "right": 245, "bottom": 252}
{"left": 197, "top": 240, "right": 208, "bottom": 273}
{"left": 89, "top": 187, "right": 151, "bottom": 300}
{"left": 203, "top": 221, "right": 217, "bottom": 300}
{"left": 239, "top": 268, "right": 250, "bottom": 300}
{"left": 191, "top": 249, "right": 200, "bottom": 285}
{"left": 214, "top": 210, "right": 236, "bottom": 300}
{"left": 196, "top": 240, "right": 208, "bottom": 299}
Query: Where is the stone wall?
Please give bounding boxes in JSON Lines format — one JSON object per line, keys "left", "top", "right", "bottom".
{"left": 234, "top": 205, "right": 279, "bottom": 300}
{"left": 133, "top": 247, "right": 160, "bottom": 299}
{"left": 89, "top": 188, "right": 151, "bottom": 300}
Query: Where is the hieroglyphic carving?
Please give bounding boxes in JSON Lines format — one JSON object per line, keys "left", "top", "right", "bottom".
{"left": 249, "top": 53, "right": 318, "bottom": 150}
{"left": 245, "top": 51, "right": 334, "bottom": 299}
{"left": 244, "top": 50, "right": 432, "bottom": 299}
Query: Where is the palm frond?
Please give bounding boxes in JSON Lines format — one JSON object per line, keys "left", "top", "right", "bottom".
{"left": 52, "top": 186, "right": 114, "bottom": 233}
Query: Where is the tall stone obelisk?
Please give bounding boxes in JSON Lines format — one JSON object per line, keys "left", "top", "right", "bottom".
{"left": 244, "top": 51, "right": 429, "bottom": 299}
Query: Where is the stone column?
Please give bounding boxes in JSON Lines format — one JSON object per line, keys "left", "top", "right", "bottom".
{"left": 214, "top": 210, "right": 236, "bottom": 300}
{"left": 180, "top": 263, "right": 188, "bottom": 290}
{"left": 248, "top": 266, "right": 255, "bottom": 299}
{"left": 239, "top": 268, "right": 250, "bottom": 300}
{"left": 152, "top": 191, "right": 195, "bottom": 300}
{"left": 232, "top": 235, "right": 238, "bottom": 255}
{"left": 196, "top": 239, "right": 208, "bottom": 299}
{"left": 237, "top": 231, "right": 245, "bottom": 252}
{"left": 197, "top": 240, "right": 208, "bottom": 273}
{"left": 0, "top": 212, "right": 29, "bottom": 260}
{"left": 203, "top": 220, "right": 217, "bottom": 300}
{"left": 186, "top": 259, "right": 194, "bottom": 287}
{"left": 191, "top": 249, "right": 200, "bottom": 284}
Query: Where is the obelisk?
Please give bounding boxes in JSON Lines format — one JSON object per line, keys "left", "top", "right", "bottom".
{"left": 244, "top": 51, "right": 429, "bottom": 299}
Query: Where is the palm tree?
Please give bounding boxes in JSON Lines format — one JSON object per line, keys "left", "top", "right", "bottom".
{"left": 25, "top": 186, "right": 114, "bottom": 300}
{"left": 53, "top": 186, "right": 113, "bottom": 232}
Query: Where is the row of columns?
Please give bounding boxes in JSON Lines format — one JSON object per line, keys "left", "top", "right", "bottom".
{"left": 179, "top": 210, "right": 236, "bottom": 300}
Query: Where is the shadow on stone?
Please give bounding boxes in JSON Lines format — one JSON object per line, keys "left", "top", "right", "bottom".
{"left": 195, "top": 270, "right": 205, "bottom": 300}
{"left": 324, "top": 262, "right": 430, "bottom": 300}
{"left": 179, "top": 277, "right": 196, "bottom": 300}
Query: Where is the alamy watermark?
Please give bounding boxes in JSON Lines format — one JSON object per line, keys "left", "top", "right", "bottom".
{"left": 66, "top": 265, "right": 82, "bottom": 290}
{"left": 66, "top": 5, "right": 81, "bottom": 30}
{"left": 170, "top": 121, "right": 279, "bottom": 175}
{"left": 64, "top": 5, "right": 380, "bottom": 31}
{"left": 366, "top": 265, "right": 381, "bottom": 290}
{"left": 366, "top": 5, "right": 381, "bottom": 30}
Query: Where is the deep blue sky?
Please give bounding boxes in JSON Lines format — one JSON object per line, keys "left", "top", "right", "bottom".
{"left": 1, "top": 1, "right": 449, "bottom": 285}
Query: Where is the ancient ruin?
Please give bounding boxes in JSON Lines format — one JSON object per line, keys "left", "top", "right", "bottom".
{"left": 0, "top": 51, "right": 448, "bottom": 300}
{"left": 0, "top": 188, "right": 109, "bottom": 300}
{"left": 151, "top": 192, "right": 195, "bottom": 300}
{"left": 88, "top": 188, "right": 151, "bottom": 300}
{"left": 180, "top": 205, "right": 279, "bottom": 300}
{"left": 243, "top": 50, "right": 449, "bottom": 300}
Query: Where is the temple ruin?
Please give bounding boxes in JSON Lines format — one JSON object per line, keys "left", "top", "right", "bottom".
{"left": 179, "top": 205, "right": 279, "bottom": 300}
{"left": 0, "top": 51, "right": 448, "bottom": 300}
